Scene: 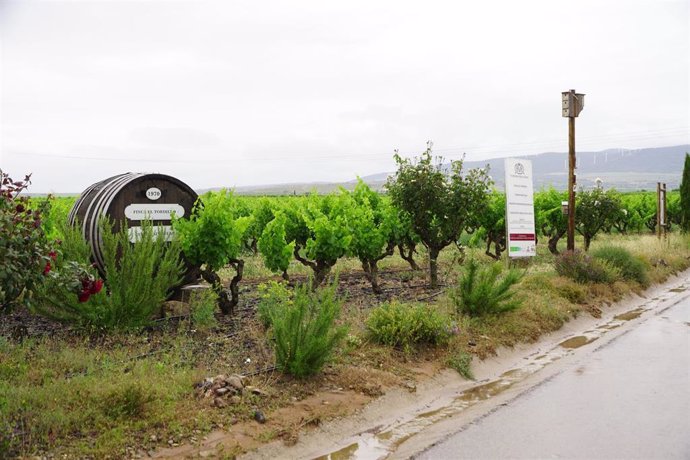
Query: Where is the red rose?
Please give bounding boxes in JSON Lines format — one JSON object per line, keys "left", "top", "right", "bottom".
{"left": 78, "top": 290, "right": 90, "bottom": 303}
{"left": 90, "top": 279, "right": 103, "bottom": 295}
{"left": 43, "top": 262, "right": 51, "bottom": 275}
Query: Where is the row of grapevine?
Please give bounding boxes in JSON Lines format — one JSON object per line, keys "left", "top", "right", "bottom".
{"left": 25, "top": 158, "right": 684, "bottom": 315}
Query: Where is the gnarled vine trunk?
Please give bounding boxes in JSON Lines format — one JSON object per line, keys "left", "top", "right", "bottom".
{"left": 200, "top": 258, "right": 244, "bottom": 315}
{"left": 293, "top": 245, "right": 334, "bottom": 288}
{"left": 398, "top": 243, "right": 420, "bottom": 271}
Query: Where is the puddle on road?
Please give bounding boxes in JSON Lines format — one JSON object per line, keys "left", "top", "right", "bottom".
{"left": 315, "top": 443, "right": 359, "bottom": 460}
{"left": 614, "top": 307, "right": 646, "bottom": 321}
{"left": 313, "top": 286, "right": 687, "bottom": 460}
{"left": 559, "top": 335, "right": 598, "bottom": 349}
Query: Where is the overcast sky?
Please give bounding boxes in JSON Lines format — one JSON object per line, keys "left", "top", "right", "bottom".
{"left": 1, "top": 0, "right": 688, "bottom": 193}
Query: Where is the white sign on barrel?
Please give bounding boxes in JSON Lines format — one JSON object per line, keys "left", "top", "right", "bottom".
{"left": 505, "top": 158, "right": 536, "bottom": 258}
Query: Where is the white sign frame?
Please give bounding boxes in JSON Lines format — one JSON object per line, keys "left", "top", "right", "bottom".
{"left": 124, "top": 203, "right": 185, "bottom": 221}
{"left": 505, "top": 158, "right": 536, "bottom": 258}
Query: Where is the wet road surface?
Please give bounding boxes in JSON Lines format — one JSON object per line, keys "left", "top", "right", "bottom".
{"left": 418, "top": 296, "right": 690, "bottom": 459}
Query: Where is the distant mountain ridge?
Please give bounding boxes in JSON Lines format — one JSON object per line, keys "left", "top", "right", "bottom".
{"left": 226, "top": 145, "right": 687, "bottom": 195}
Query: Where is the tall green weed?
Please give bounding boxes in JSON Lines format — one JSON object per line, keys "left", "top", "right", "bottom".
{"left": 450, "top": 259, "right": 523, "bottom": 317}
{"left": 269, "top": 280, "right": 347, "bottom": 378}
{"left": 33, "top": 219, "right": 184, "bottom": 330}
{"left": 367, "top": 301, "right": 451, "bottom": 352}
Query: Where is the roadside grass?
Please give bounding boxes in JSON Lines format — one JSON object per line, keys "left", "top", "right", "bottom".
{"left": 0, "top": 333, "right": 208, "bottom": 457}
{"left": 2, "top": 232, "right": 689, "bottom": 457}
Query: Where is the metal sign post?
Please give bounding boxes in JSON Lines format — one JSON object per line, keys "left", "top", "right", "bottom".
{"left": 562, "top": 89, "right": 585, "bottom": 252}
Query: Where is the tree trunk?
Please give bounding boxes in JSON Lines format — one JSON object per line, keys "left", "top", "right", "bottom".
{"left": 548, "top": 229, "right": 566, "bottom": 255}
{"left": 313, "top": 262, "right": 331, "bottom": 287}
{"left": 200, "top": 269, "right": 233, "bottom": 315}
{"left": 228, "top": 258, "right": 244, "bottom": 311}
{"left": 281, "top": 270, "right": 289, "bottom": 281}
{"left": 429, "top": 247, "right": 440, "bottom": 289}
{"left": 485, "top": 237, "right": 500, "bottom": 260}
{"left": 398, "top": 244, "right": 420, "bottom": 270}
{"left": 361, "top": 260, "right": 382, "bottom": 294}
{"left": 584, "top": 236, "right": 592, "bottom": 251}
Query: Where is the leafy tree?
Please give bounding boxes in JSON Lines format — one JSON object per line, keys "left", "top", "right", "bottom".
{"left": 575, "top": 188, "right": 622, "bottom": 251}
{"left": 258, "top": 211, "right": 294, "bottom": 280}
{"left": 173, "top": 190, "right": 251, "bottom": 314}
{"left": 392, "top": 209, "right": 421, "bottom": 270}
{"left": 666, "top": 192, "right": 681, "bottom": 229}
{"left": 534, "top": 188, "right": 567, "bottom": 255}
{"left": 289, "top": 193, "right": 351, "bottom": 287}
{"left": 631, "top": 193, "right": 658, "bottom": 233}
{"left": 680, "top": 153, "right": 690, "bottom": 232}
{"left": 386, "top": 145, "right": 492, "bottom": 288}
{"left": 339, "top": 179, "right": 398, "bottom": 294}
{"left": 478, "top": 190, "right": 506, "bottom": 260}
{"left": 0, "top": 171, "right": 54, "bottom": 312}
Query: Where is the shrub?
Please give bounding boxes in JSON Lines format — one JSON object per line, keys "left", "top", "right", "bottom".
{"left": 553, "top": 280, "right": 588, "bottom": 304}
{"left": 0, "top": 172, "right": 53, "bottom": 312}
{"left": 447, "top": 351, "right": 474, "bottom": 380}
{"left": 102, "top": 383, "right": 154, "bottom": 420}
{"left": 450, "top": 259, "right": 523, "bottom": 317}
{"left": 591, "top": 246, "right": 649, "bottom": 287}
{"left": 257, "top": 281, "right": 293, "bottom": 328}
{"left": 367, "top": 301, "right": 451, "bottom": 352}
{"left": 269, "top": 280, "right": 348, "bottom": 378}
{"left": 554, "top": 250, "right": 620, "bottom": 284}
{"left": 33, "top": 219, "right": 184, "bottom": 330}
{"left": 189, "top": 288, "right": 218, "bottom": 330}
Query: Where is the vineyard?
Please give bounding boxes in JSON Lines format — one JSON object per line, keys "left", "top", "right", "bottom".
{"left": 1, "top": 152, "right": 690, "bottom": 458}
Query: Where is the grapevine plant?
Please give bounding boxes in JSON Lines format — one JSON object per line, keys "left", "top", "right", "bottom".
{"left": 173, "top": 190, "right": 251, "bottom": 314}
{"left": 289, "top": 194, "right": 351, "bottom": 287}
{"left": 339, "top": 179, "right": 399, "bottom": 294}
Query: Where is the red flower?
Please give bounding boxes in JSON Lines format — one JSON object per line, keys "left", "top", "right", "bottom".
{"left": 78, "top": 290, "right": 91, "bottom": 303}
{"left": 48, "top": 251, "right": 57, "bottom": 260}
{"left": 43, "top": 262, "right": 51, "bottom": 275}
{"left": 15, "top": 204, "right": 25, "bottom": 213}
{"left": 90, "top": 279, "right": 104, "bottom": 295}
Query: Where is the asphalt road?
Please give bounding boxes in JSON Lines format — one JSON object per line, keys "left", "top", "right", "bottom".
{"left": 419, "top": 295, "right": 690, "bottom": 460}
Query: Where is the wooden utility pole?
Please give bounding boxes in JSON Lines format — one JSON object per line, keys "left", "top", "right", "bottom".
{"left": 562, "top": 89, "right": 585, "bottom": 252}
{"left": 657, "top": 182, "right": 667, "bottom": 240}
{"left": 567, "top": 113, "right": 576, "bottom": 251}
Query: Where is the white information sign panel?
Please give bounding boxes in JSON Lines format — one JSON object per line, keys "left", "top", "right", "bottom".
{"left": 124, "top": 203, "right": 184, "bottom": 221}
{"left": 505, "top": 158, "right": 536, "bottom": 258}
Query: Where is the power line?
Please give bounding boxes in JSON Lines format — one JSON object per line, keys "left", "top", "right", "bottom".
{"left": 4, "top": 126, "right": 688, "bottom": 165}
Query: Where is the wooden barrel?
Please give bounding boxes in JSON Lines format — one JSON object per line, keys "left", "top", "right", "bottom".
{"left": 68, "top": 173, "right": 198, "bottom": 275}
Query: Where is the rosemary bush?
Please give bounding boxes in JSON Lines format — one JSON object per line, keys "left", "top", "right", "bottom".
{"left": 269, "top": 280, "right": 347, "bottom": 378}
{"left": 34, "top": 219, "right": 184, "bottom": 330}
